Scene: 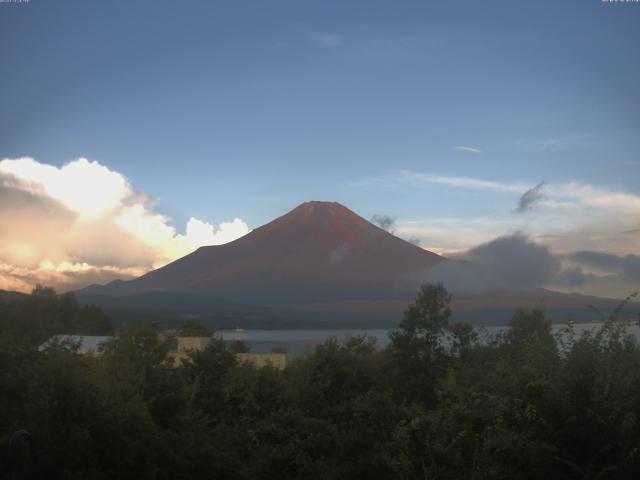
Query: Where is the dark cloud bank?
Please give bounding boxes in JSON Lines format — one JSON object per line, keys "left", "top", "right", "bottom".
{"left": 416, "top": 233, "right": 639, "bottom": 294}
{"left": 567, "top": 251, "right": 640, "bottom": 282}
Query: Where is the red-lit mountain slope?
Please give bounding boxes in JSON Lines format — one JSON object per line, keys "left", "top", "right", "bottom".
{"left": 80, "top": 201, "right": 443, "bottom": 304}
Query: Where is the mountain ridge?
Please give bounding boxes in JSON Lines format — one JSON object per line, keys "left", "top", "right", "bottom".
{"left": 79, "top": 201, "right": 443, "bottom": 303}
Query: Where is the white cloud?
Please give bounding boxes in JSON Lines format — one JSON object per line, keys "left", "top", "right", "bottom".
{"left": 0, "top": 157, "right": 251, "bottom": 292}
{"left": 454, "top": 146, "right": 482, "bottom": 154}
{"left": 182, "top": 217, "right": 250, "bottom": 249}
{"left": 0, "top": 157, "right": 130, "bottom": 218}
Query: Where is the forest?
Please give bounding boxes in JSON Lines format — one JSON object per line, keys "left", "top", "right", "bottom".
{"left": 1, "top": 284, "right": 639, "bottom": 479}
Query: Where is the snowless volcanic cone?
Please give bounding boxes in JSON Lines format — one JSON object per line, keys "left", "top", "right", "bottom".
{"left": 81, "top": 201, "right": 443, "bottom": 304}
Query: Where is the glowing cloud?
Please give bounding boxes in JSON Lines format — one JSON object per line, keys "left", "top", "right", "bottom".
{"left": 182, "top": 217, "right": 250, "bottom": 249}
{"left": 0, "top": 157, "right": 251, "bottom": 292}
{"left": 0, "top": 157, "right": 130, "bottom": 218}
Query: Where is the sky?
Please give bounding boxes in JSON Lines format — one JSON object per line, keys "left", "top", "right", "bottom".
{"left": 0, "top": 0, "right": 639, "bottom": 296}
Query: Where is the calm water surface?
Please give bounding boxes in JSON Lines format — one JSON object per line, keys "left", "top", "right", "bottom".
{"left": 220, "top": 323, "right": 640, "bottom": 355}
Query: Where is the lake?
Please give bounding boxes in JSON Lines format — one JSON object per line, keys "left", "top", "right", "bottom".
{"left": 219, "top": 322, "right": 640, "bottom": 355}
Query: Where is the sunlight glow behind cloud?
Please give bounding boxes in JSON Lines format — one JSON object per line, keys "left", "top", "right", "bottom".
{"left": 0, "top": 157, "right": 251, "bottom": 292}
{"left": 0, "top": 157, "right": 130, "bottom": 218}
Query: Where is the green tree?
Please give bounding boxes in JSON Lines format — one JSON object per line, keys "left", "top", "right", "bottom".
{"left": 182, "top": 337, "right": 237, "bottom": 419}
{"left": 388, "top": 283, "right": 452, "bottom": 405}
{"left": 507, "top": 307, "right": 552, "bottom": 347}
{"left": 177, "top": 319, "right": 212, "bottom": 337}
{"left": 0, "top": 286, "right": 111, "bottom": 348}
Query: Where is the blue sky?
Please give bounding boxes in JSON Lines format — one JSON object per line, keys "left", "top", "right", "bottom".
{"left": 1, "top": 0, "right": 639, "bottom": 293}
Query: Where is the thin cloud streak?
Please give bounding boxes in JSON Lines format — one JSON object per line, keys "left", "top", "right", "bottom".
{"left": 517, "top": 134, "right": 593, "bottom": 152}
{"left": 365, "top": 170, "right": 640, "bottom": 213}
{"left": 454, "top": 146, "right": 482, "bottom": 154}
{"left": 396, "top": 171, "right": 527, "bottom": 193}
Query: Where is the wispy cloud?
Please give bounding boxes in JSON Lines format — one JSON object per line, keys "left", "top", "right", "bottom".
{"left": 515, "top": 181, "right": 546, "bottom": 213}
{"left": 308, "top": 32, "right": 342, "bottom": 48}
{"left": 454, "top": 146, "right": 481, "bottom": 154}
{"left": 371, "top": 171, "right": 640, "bottom": 215}
{"left": 517, "top": 134, "right": 592, "bottom": 153}
{"left": 370, "top": 214, "right": 396, "bottom": 233}
{"left": 357, "top": 170, "right": 640, "bottom": 265}
{"left": 395, "top": 171, "right": 527, "bottom": 193}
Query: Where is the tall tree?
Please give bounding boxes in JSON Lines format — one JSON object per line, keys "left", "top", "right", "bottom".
{"left": 388, "top": 283, "right": 452, "bottom": 406}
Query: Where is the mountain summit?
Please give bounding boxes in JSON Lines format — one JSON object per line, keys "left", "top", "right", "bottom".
{"left": 81, "top": 201, "right": 443, "bottom": 304}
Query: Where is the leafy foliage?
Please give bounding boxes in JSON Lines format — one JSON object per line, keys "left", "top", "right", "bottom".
{"left": 0, "top": 285, "right": 112, "bottom": 347}
{"left": 1, "top": 284, "right": 639, "bottom": 478}
{"left": 177, "top": 319, "right": 212, "bottom": 337}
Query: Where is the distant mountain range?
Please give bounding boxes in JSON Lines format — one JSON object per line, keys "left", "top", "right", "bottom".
{"left": 73, "top": 201, "right": 631, "bottom": 327}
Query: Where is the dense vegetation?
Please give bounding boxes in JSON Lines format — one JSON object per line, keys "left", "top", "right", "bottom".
{"left": 1, "top": 285, "right": 639, "bottom": 479}
{"left": 0, "top": 285, "right": 112, "bottom": 347}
